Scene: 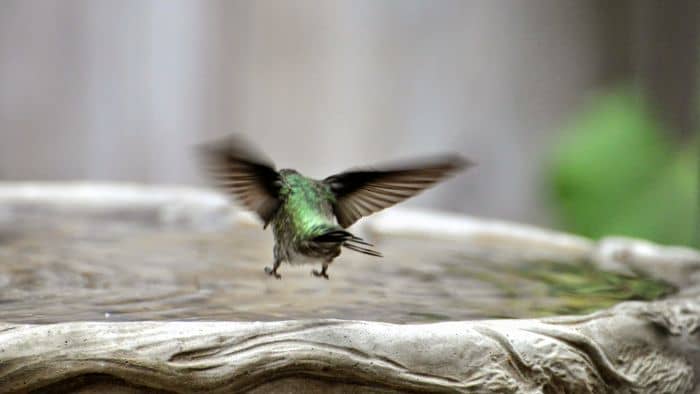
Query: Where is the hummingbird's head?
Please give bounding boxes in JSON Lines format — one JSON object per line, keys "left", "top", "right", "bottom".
{"left": 279, "top": 168, "right": 300, "bottom": 176}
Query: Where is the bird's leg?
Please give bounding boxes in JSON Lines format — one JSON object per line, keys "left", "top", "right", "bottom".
{"left": 312, "top": 261, "right": 330, "bottom": 280}
{"left": 264, "top": 259, "right": 282, "bottom": 279}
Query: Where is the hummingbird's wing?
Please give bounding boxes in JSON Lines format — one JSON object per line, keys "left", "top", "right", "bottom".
{"left": 199, "top": 136, "right": 281, "bottom": 228}
{"left": 323, "top": 155, "right": 471, "bottom": 228}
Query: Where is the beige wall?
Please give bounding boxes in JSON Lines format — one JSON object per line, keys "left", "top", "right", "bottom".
{"left": 1, "top": 0, "right": 688, "bottom": 226}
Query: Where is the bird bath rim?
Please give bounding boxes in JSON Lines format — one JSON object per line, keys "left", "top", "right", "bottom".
{"left": 0, "top": 182, "right": 698, "bottom": 393}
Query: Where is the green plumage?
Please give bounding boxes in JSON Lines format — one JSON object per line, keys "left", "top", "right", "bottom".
{"left": 271, "top": 170, "right": 347, "bottom": 270}
{"left": 277, "top": 170, "right": 336, "bottom": 238}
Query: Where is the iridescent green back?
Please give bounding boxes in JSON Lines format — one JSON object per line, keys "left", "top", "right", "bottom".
{"left": 276, "top": 171, "right": 336, "bottom": 238}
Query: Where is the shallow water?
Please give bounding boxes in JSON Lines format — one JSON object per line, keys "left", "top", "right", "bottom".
{"left": 0, "top": 211, "right": 673, "bottom": 323}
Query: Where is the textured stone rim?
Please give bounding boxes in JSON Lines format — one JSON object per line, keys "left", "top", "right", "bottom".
{"left": 0, "top": 182, "right": 698, "bottom": 393}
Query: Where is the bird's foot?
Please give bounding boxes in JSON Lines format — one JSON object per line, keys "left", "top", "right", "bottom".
{"left": 311, "top": 269, "right": 329, "bottom": 280}
{"left": 264, "top": 266, "right": 281, "bottom": 279}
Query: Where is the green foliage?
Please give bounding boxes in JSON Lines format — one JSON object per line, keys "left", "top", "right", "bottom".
{"left": 549, "top": 90, "right": 697, "bottom": 246}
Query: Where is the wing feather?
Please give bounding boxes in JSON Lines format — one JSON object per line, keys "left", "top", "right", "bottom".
{"left": 198, "top": 136, "right": 281, "bottom": 228}
{"left": 324, "top": 155, "right": 471, "bottom": 228}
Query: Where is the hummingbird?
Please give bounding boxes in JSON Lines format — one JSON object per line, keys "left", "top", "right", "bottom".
{"left": 199, "top": 136, "right": 470, "bottom": 280}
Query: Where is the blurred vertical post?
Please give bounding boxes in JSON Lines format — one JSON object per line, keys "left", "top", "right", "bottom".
{"left": 637, "top": 0, "right": 699, "bottom": 141}
{"left": 631, "top": 0, "right": 700, "bottom": 246}
{"left": 639, "top": 0, "right": 700, "bottom": 247}
{"left": 636, "top": 0, "right": 699, "bottom": 247}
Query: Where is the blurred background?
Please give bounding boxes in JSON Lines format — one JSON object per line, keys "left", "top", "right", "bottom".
{"left": 0, "top": 0, "right": 697, "bottom": 246}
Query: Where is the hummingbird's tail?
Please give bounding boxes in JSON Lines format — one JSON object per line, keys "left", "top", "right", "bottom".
{"left": 313, "top": 229, "right": 383, "bottom": 257}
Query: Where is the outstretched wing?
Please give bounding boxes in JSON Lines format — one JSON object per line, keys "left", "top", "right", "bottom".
{"left": 198, "top": 136, "right": 282, "bottom": 228}
{"left": 324, "top": 155, "right": 471, "bottom": 228}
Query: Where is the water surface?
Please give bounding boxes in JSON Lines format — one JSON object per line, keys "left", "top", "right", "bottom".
{"left": 0, "top": 211, "right": 673, "bottom": 323}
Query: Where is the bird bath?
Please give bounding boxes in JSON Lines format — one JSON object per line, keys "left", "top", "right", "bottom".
{"left": 0, "top": 183, "right": 698, "bottom": 393}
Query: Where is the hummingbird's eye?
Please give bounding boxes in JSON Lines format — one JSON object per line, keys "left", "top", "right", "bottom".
{"left": 329, "top": 182, "right": 342, "bottom": 191}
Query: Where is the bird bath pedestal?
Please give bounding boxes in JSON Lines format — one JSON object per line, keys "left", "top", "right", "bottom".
{"left": 0, "top": 183, "right": 698, "bottom": 393}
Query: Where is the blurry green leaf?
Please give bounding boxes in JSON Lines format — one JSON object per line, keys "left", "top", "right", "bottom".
{"left": 549, "top": 89, "right": 697, "bottom": 246}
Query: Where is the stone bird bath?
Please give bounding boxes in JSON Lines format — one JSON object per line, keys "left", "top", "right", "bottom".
{"left": 0, "top": 183, "right": 697, "bottom": 393}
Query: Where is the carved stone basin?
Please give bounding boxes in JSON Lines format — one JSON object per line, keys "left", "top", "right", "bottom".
{"left": 0, "top": 183, "right": 698, "bottom": 393}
